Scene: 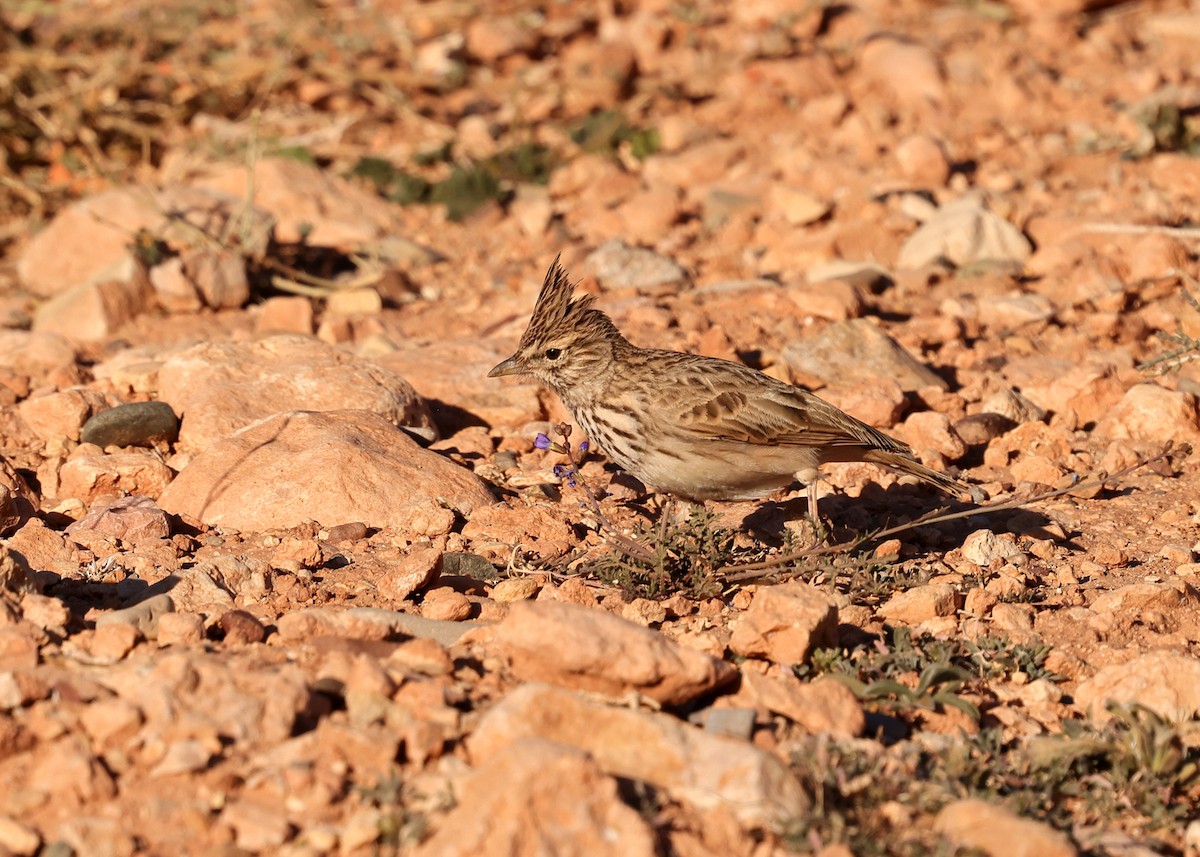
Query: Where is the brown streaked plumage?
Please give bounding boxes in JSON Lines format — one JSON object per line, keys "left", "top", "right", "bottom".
{"left": 489, "top": 256, "right": 967, "bottom": 517}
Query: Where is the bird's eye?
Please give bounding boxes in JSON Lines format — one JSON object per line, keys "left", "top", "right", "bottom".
{"left": 544, "top": 348, "right": 562, "bottom": 360}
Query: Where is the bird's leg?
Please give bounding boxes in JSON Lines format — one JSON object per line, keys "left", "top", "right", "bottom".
{"left": 795, "top": 469, "right": 830, "bottom": 545}
{"left": 806, "top": 479, "right": 819, "bottom": 525}
{"left": 657, "top": 495, "right": 676, "bottom": 544}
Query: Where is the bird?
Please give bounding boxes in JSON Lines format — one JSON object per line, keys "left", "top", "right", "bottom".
{"left": 489, "top": 256, "right": 968, "bottom": 519}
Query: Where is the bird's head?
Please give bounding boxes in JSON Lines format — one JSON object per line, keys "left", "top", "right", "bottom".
{"left": 489, "top": 257, "right": 627, "bottom": 394}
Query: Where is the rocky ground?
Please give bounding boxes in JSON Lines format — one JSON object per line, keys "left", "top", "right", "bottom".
{"left": 3, "top": 0, "right": 1200, "bottom": 854}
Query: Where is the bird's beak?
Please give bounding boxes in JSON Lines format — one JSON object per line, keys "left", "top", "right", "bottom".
{"left": 488, "top": 355, "right": 524, "bottom": 378}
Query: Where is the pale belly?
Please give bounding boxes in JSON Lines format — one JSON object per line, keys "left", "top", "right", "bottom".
{"left": 573, "top": 408, "right": 821, "bottom": 500}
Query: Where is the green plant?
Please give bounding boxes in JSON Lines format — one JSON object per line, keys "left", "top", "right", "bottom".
{"left": 799, "top": 630, "right": 1060, "bottom": 724}
{"left": 1134, "top": 102, "right": 1200, "bottom": 157}
{"left": 351, "top": 142, "right": 554, "bottom": 221}
{"left": 591, "top": 503, "right": 737, "bottom": 600}
{"left": 1026, "top": 702, "right": 1200, "bottom": 828}
{"left": 568, "top": 109, "right": 660, "bottom": 160}
{"left": 1140, "top": 283, "right": 1200, "bottom": 375}
{"left": 428, "top": 165, "right": 504, "bottom": 221}
{"left": 351, "top": 775, "right": 430, "bottom": 854}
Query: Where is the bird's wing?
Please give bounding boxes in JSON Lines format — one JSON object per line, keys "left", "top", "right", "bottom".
{"left": 672, "top": 375, "right": 908, "bottom": 452}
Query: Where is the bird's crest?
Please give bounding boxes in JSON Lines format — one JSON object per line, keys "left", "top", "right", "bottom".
{"left": 519, "top": 255, "right": 608, "bottom": 347}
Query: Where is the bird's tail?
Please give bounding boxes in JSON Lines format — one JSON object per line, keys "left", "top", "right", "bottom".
{"left": 863, "top": 449, "right": 973, "bottom": 499}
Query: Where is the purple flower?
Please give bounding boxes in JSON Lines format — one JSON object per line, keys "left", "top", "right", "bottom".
{"left": 553, "top": 463, "right": 578, "bottom": 488}
{"left": 534, "top": 433, "right": 551, "bottom": 450}
{"left": 578, "top": 441, "right": 589, "bottom": 452}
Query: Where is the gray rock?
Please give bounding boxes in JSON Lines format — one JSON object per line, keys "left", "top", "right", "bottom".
{"left": 784, "top": 318, "right": 947, "bottom": 392}
{"left": 689, "top": 706, "right": 757, "bottom": 740}
{"left": 584, "top": 238, "right": 688, "bottom": 295}
{"left": 81, "top": 401, "right": 180, "bottom": 448}
{"left": 897, "top": 195, "right": 1033, "bottom": 270}
{"left": 96, "top": 593, "right": 176, "bottom": 638}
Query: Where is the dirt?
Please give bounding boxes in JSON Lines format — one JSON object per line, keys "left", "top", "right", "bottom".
{"left": 2, "top": 0, "right": 1200, "bottom": 855}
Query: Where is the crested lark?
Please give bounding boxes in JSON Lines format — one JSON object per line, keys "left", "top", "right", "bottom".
{"left": 490, "top": 258, "right": 967, "bottom": 518}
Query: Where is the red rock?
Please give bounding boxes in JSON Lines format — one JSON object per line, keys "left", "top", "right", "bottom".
{"left": 641, "top": 139, "right": 746, "bottom": 195}
{"left": 56, "top": 449, "right": 174, "bottom": 504}
{"left": 158, "top": 409, "right": 493, "bottom": 530}
{"left": 193, "top": 157, "right": 411, "bottom": 247}
{"left": 1006, "top": 0, "right": 1121, "bottom": 18}
{"left": 156, "top": 612, "right": 206, "bottom": 646}
{"left": 787, "top": 280, "right": 865, "bottom": 322}
{"left": 415, "top": 739, "right": 655, "bottom": 857}
{"left": 983, "top": 422, "right": 1073, "bottom": 469}
{"left": 5, "top": 519, "right": 79, "bottom": 579}
{"left": 222, "top": 796, "right": 291, "bottom": 851}
{"left": 469, "top": 683, "right": 809, "bottom": 827}
{"left": 78, "top": 697, "right": 143, "bottom": 752}
{"left": 1016, "top": 361, "right": 1124, "bottom": 426}
{"left": 1095, "top": 383, "right": 1200, "bottom": 443}
{"left": 0, "top": 450, "right": 29, "bottom": 522}
{"left": 17, "top": 388, "right": 112, "bottom": 444}
{"left": 66, "top": 495, "right": 170, "bottom": 544}
{"left": 728, "top": 583, "right": 838, "bottom": 666}
{"left": 739, "top": 670, "right": 865, "bottom": 737}
{"left": 767, "top": 184, "right": 831, "bottom": 226}
{"left": 255, "top": 296, "right": 314, "bottom": 334}
{"left": 375, "top": 338, "right": 544, "bottom": 431}
{"left": 0, "top": 669, "right": 50, "bottom": 709}
{"left": 935, "top": 799, "right": 1076, "bottom": 857}
{"left": 461, "top": 504, "right": 574, "bottom": 563}
{"left": 148, "top": 256, "right": 202, "bottom": 313}
{"left": 465, "top": 15, "right": 538, "bottom": 62}
{"left": 33, "top": 275, "right": 155, "bottom": 343}
{"left": 1124, "top": 233, "right": 1191, "bottom": 283}
{"left": 16, "top": 186, "right": 270, "bottom": 299}
{"left": 1075, "top": 651, "right": 1200, "bottom": 720}
{"left": 392, "top": 498, "right": 458, "bottom": 539}
{"left": 897, "top": 197, "right": 1033, "bottom": 270}
{"left": 17, "top": 593, "right": 69, "bottom": 634}
{"left": 490, "top": 577, "right": 541, "bottom": 603}
{"left": 157, "top": 334, "right": 435, "bottom": 453}
{"left": 483, "top": 600, "right": 736, "bottom": 705}
{"left": 378, "top": 547, "right": 443, "bottom": 602}
{"left": 27, "top": 736, "right": 116, "bottom": 803}
{"left": 613, "top": 186, "right": 682, "bottom": 239}
{"left": 420, "top": 586, "right": 474, "bottom": 621}
{"left": 816, "top": 379, "right": 907, "bottom": 428}
{"left": 878, "top": 583, "right": 960, "bottom": 626}
{"left": 1010, "top": 454, "right": 1065, "bottom": 486}
{"left": 619, "top": 596, "right": 666, "bottom": 626}
{"left": 0, "top": 625, "right": 39, "bottom": 671}
{"left": 85, "top": 623, "right": 142, "bottom": 662}
{"left": 894, "top": 133, "right": 951, "bottom": 186}
{"left": 1090, "top": 580, "right": 1199, "bottom": 615}
{"left": 858, "top": 36, "right": 946, "bottom": 111}
{"left": 894, "top": 411, "right": 967, "bottom": 461}
{"left": 0, "top": 817, "right": 40, "bottom": 856}
{"left": 181, "top": 247, "right": 250, "bottom": 310}
{"left": 991, "top": 603, "right": 1035, "bottom": 639}
{"left": 509, "top": 186, "right": 553, "bottom": 237}
{"left": 0, "top": 331, "right": 77, "bottom": 382}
